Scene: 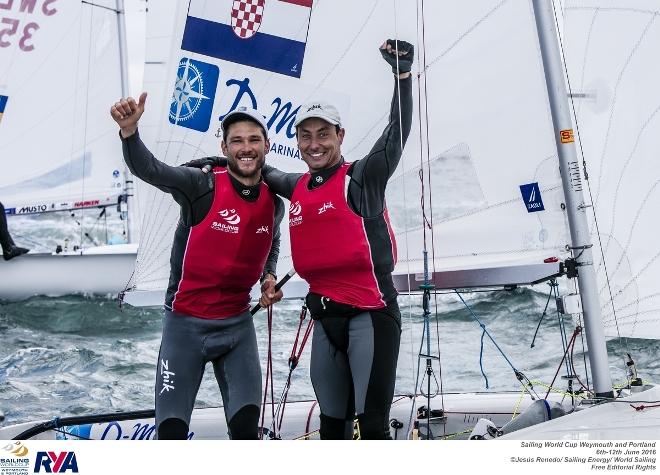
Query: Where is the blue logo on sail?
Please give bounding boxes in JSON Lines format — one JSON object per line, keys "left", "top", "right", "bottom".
{"left": 0, "top": 94, "right": 7, "bottom": 123}
{"left": 519, "top": 182, "right": 545, "bottom": 213}
{"left": 169, "top": 58, "right": 219, "bottom": 132}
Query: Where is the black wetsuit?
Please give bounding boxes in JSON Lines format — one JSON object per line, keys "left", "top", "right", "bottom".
{"left": 0, "top": 202, "right": 12, "bottom": 251}
{"left": 0, "top": 201, "right": 28, "bottom": 260}
{"left": 121, "top": 131, "right": 284, "bottom": 439}
{"left": 262, "top": 76, "right": 413, "bottom": 439}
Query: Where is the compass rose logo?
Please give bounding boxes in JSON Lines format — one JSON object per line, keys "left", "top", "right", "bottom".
{"left": 169, "top": 58, "right": 220, "bottom": 132}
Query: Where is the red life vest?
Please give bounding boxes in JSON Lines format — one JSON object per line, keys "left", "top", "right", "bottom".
{"left": 289, "top": 163, "right": 395, "bottom": 309}
{"left": 172, "top": 168, "right": 275, "bottom": 318}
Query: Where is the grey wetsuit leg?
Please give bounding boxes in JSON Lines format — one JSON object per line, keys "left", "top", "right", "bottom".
{"left": 310, "top": 307, "right": 400, "bottom": 439}
{"left": 155, "top": 310, "right": 206, "bottom": 431}
{"left": 310, "top": 320, "right": 353, "bottom": 420}
{"left": 346, "top": 313, "right": 376, "bottom": 415}
{"left": 155, "top": 310, "right": 262, "bottom": 439}
{"left": 209, "top": 311, "right": 262, "bottom": 424}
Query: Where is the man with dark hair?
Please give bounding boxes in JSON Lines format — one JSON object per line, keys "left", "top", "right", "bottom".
{"left": 111, "top": 95, "right": 284, "bottom": 440}
{"left": 0, "top": 202, "right": 29, "bottom": 261}
{"left": 188, "top": 39, "right": 414, "bottom": 439}
{"left": 265, "top": 40, "right": 413, "bottom": 440}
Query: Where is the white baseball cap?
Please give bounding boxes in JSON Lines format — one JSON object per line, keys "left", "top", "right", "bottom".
{"left": 221, "top": 106, "right": 269, "bottom": 138}
{"left": 294, "top": 102, "right": 342, "bottom": 128}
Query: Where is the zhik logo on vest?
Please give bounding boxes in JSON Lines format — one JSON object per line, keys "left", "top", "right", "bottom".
{"left": 212, "top": 209, "right": 241, "bottom": 234}
{"left": 289, "top": 201, "right": 303, "bottom": 227}
{"left": 318, "top": 202, "right": 334, "bottom": 214}
{"left": 34, "top": 452, "right": 79, "bottom": 473}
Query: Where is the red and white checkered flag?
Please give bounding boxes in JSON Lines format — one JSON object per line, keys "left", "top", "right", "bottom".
{"left": 231, "top": 0, "right": 265, "bottom": 39}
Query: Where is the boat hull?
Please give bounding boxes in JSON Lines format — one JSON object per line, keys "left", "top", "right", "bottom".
{"left": 0, "top": 244, "right": 137, "bottom": 300}
{"left": 0, "top": 392, "right": 571, "bottom": 440}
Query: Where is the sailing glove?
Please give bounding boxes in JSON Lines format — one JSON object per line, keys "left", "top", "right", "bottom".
{"left": 380, "top": 39, "right": 414, "bottom": 74}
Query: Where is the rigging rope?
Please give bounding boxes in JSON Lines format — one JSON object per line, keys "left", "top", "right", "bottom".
{"left": 530, "top": 280, "right": 556, "bottom": 348}
{"left": 78, "top": 4, "right": 96, "bottom": 251}
{"left": 403, "top": 0, "right": 448, "bottom": 440}
{"left": 269, "top": 304, "right": 314, "bottom": 436}
{"left": 545, "top": 326, "right": 582, "bottom": 399}
{"left": 259, "top": 305, "right": 276, "bottom": 439}
{"left": 454, "top": 290, "right": 540, "bottom": 400}
{"left": 389, "top": 0, "right": 426, "bottom": 438}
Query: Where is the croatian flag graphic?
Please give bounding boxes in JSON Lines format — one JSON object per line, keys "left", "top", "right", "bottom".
{"left": 182, "top": 0, "right": 313, "bottom": 78}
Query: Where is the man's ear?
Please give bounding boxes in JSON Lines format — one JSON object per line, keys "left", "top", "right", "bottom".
{"left": 337, "top": 127, "right": 346, "bottom": 144}
{"left": 264, "top": 138, "right": 270, "bottom": 155}
{"left": 221, "top": 140, "right": 228, "bottom": 156}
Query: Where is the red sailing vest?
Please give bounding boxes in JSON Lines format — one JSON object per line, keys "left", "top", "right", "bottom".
{"left": 289, "top": 163, "right": 395, "bottom": 309}
{"left": 172, "top": 168, "right": 275, "bottom": 318}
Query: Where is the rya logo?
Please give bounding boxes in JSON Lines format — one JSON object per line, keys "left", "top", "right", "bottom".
{"left": 289, "top": 201, "right": 302, "bottom": 216}
{"left": 256, "top": 226, "right": 269, "bottom": 234}
{"left": 218, "top": 209, "right": 241, "bottom": 225}
{"left": 34, "top": 452, "right": 79, "bottom": 473}
{"left": 307, "top": 104, "right": 322, "bottom": 112}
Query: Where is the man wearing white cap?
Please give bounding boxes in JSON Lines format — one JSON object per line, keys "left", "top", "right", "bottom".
{"left": 110, "top": 96, "right": 284, "bottom": 439}
{"left": 262, "top": 39, "right": 414, "bottom": 439}
{"left": 186, "top": 39, "right": 414, "bottom": 439}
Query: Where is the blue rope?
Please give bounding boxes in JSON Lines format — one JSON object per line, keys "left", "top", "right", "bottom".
{"left": 479, "top": 325, "right": 489, "bottom": 389}
{"left": 455, "top": 291, "right": 520, "bottom": 387}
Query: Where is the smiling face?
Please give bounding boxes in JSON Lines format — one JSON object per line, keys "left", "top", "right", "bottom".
{"left": 296, "top": 118, "right": 345, "bottom": 172}
{"left": 221, "top": 120, "right": 269, "bottom": 185}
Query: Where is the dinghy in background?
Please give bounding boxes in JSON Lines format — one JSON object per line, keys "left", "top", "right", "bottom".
{"left": 0, "top": 0, "right": 140, "bottom": 299}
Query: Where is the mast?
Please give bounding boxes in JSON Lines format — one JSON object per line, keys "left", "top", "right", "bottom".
{"left": 531, "top": 0, "right": 613, "bottom": 397}
{"left": 115, "top": 0, "right": 137, "bottom": 244}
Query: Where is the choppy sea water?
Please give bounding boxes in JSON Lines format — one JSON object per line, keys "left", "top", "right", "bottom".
{"left": 1, "top": 290, "right": 659, "bottom": 429}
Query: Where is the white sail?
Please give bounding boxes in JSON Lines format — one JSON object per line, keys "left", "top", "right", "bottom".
{"left": 388, "top": 0, "right": 571, "bottom": 288}
{"left": 0, "top": 1, "right": 138, "bottom": 300}
{"left": 126, "top": 0, "right": 572, "bottom": 303}
{"left": 0, "top": 0, "right": 128, "bottom": 214}
{"left": 2, "top": 0, "right": 659, "bottom": 442}
{"left": 564, "top": 0, "right": 660, "bottom": 339}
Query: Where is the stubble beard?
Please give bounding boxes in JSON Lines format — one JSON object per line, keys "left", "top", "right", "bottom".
{"left": 227, "top": 154, "right": 265, "bottom": 179}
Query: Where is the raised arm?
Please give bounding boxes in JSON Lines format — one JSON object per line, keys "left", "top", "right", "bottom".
{"left": 112, "top": 94, "right": 213, "bottom": 226}
{"left": 348, "top": 40, "right": 414, "bottom": 218}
